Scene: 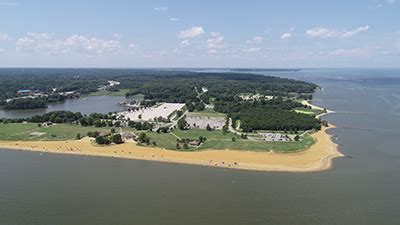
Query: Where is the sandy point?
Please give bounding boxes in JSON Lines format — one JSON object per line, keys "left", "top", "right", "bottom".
{"left": 0, "top": 125, "right": 344, "bottom": 173}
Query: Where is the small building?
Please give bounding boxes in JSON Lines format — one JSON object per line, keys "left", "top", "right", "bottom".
{"left": 98, "top": 131, "right": 111, "bottom": 137}
{"left": 17, "top": 90, "right": 32, "bottom": 96}
{"left": 121, "top": 132, "right": 136, "bottom": 140}
{"left": 42, "top": 121, "right": 53, "bottom": 127}
{"left": 60, "top": 91, "right": 77, "bottom": 96}
{"left": 188, "top": 140, "right": 201, "bottom": 148}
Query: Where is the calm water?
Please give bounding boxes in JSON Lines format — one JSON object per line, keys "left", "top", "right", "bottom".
{"left": 0, "top": 95, "right": 140, "bottom": 119}
{"left": 1, "top": 68, "right": 400, "bottom": 225}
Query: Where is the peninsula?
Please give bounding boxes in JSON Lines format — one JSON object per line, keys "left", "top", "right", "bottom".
{"left": 0, "top": 69, "right": 344, "bottom": 172}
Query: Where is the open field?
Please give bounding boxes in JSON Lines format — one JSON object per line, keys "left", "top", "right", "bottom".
{"left": 198, "top": 134, "right": 315, "bottom": 152}
{"left": 88, "top": 89, "right": 131, "bottom": 97}
{"left": 0, "top": 122, "right": 315, "bottom": 153}
{"left": 301, "top": 100, "right": 326, "bottom": 111}
{"left": 144, "top": 129, "right": 315, "bottom": 152}
{"left": 187, "top": 108, "right": 226, "bottom": 118}
{"left": 0, "top": 123, "right": 113, "bottom": 141}
{"left": 144, "top": 132, "right": 178, "bottom": 149}
{"left": 173, "top": 129, "right": 236, "bottom": 140}
{"left": 294, "top": 107, "right": 324, "bottom": 116}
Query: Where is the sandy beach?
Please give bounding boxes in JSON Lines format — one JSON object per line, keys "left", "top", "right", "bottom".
{"left": 0, "top": 124, "right": 343, "bottom": 172}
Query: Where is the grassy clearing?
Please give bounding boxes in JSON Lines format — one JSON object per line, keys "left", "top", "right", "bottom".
{"left": 144, "top": 132, "right": 178, "bottom": 149}
{"left": 187, "top": 108, "right": 226, "bottom": 118}
{"left": 294, "top": 107, "right": 324, "bottom": 116}
{"left": 87, "top": 89, "right": 131, "bottom": 97}
{"left": 199, "top": 135, "right": 315, "bottom": 152}
{"left": 0, "top": 123, "right": 316, "bottom": 153}
{"left": 0, "top": 123, "right": 112, "bottom": 141}
{"left": 146, "top": 129, "right": 315, "bottom": 152}
{"left": 173, "top": 129, "right": 236, "bottom": 140}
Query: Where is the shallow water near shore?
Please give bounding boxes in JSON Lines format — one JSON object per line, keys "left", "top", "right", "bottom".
{"left": 1, "top": 68, "right": 400, "bottom": 225}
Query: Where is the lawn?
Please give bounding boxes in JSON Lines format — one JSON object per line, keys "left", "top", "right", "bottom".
{"left": 141, "top": 129, "right": 237, "bottom": 150}
{"left": 144, "top": 132, "right": 178, "bottom": 149}
{"left": 294, "top": 107, "right": 324, "bottom": 116}
{"left": 87, "top": 89, "right": 131, "bottom": 97}
{"left": 199, "top": 135, "right": 315, "bottom": 152}
{"left": 146, "top": 129, "right": 315, "bottom": 152}
{"left": 173, "top": 129, "right": 236, "bottom": 140}
{"left": 0, "top": 123, "right": 112, "bottom": 141}
{"left": 187, "top": 108, "right": 226, "bottom": 118}
{"left": 0, "top": 123, "right": 316, "bottom": 153}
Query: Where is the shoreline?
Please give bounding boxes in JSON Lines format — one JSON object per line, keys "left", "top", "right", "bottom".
{"left": 0, "top": 126, "right": 344, "bottom": 173}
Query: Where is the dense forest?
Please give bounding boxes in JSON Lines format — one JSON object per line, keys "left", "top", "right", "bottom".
{"left": 0, "top": 68, "right": 111, "bottom": 101}
{"left": 238, "top": 109, "right": 320, "bottom": 132}
{"left": 2, "top": 98, "right": 47, "bottom": 110}
{"left": 0, "top": 68, "right": 317, "bottom": 110}
{"left": 2, "top": 94, "right": 72, "bottom": 110}
{"left": 214, "top": 98, "right": 321, "bottom": 132}
{"left": 123, "top": 72, "right": 318, "bottom": 103}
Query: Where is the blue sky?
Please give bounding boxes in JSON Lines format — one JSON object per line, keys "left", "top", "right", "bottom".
{"left": 0, "top": 0, "right": 399, "bottom": 67}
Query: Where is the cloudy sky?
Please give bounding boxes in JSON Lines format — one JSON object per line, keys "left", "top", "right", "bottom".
{"left": 0, "top": 0, "right": 399, "bottom": 67}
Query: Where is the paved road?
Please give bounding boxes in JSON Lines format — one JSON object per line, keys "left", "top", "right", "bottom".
{"left": 228, "top": 118, "right": 257, "bottom": 141}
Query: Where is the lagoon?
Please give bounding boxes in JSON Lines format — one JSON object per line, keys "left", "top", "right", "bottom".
{"left": 0, "top": 95, "right": 142, "bottom": 119}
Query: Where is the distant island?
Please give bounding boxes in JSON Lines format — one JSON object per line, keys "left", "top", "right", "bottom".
{"left": 0, "top": 69, "right": 343, "bottom": 172}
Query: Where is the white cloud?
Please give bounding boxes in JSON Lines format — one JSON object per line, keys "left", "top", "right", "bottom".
{"left": 180, "top": 40, "right": 190, "bottom": 48}
{"left": 280, "top": 32, "right": 292, "bottom": 40}
{"left": 154, "top": 7, "right": 168, "bottom": 11}
{"left": 179, "top": 26, "right": 205, "bottom": 39}
{"left": 129, "top": 44, "right": 135, "bottom": 48}
{"left": 112, "top": 33, "right": 122, "bottom": 40}
{"left": 207, "top": 32, "right": 226, "bottom": 50}
{"left": 169, "top": 17, "right": 180, "bottom": 21}
{"left": 0, "top": 33, "right": 8, "bottom": 41}
{"left": 27, "top": 32, "right": 53, "bottom": 40}
{"left": 329, "top": 47, "right": 374, "bottom": 57}
{"left": 369, "top": 0, "right": 396, "bottom": 10}
{"left": 16, "top": 33, "right": 121, "bottom": 54}
{"left": 16, "top": 37, "right": 35, "bottom": 51}
{"left": 306, "top": 27, "right": 339, "bottom": 38}
{"left": 280, "top": 28, "right": 294, "bottom": 40}
{"left": 247, "top": 47, "right": 261, "bottom": 52}
{"left": 0, "top": 2, "right": 19, "bottom": 6}
{"left": 306, "top": 25, "right": 370, "bottom": 39}
{"left": 246, "top": 36, "right": 264, "bottom": 44}
{"left": 61, "top": 35, "right": 120, "bottom": 53}
{"left": 0, "top": 48, "right": 4, "bottom": 53}
{"left": 341, "top": 25, "right": 369, "bottom": 38}
{"left": 207, "top": 49, "right": 217, "bottom": 54}
{"left": 395, "top": 38, "right": 400, "bottom": 51}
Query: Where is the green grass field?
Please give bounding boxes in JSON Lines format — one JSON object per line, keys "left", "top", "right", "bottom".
{"left": 87, "top": 89, "right": 131, "bottom": 97}
{"left": 144, "top": 132, "right": 179, "bottom": 149}
{"left": 199, "top": 135, "right": 315, "bottom": 152}
{"left": 187, "top": 108, "right": 226, "bottom": 118}
{"left": 0, "top": 123, "right": 112, "bottom": 141}
{"left": 0, "top": 123, "right": 315, "bottom": 152}
{"left": 294, "top": 107, "right": 324, "bottom": 116}
{"left": 145, "top": 129, "right": 315, "bottom": 152}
